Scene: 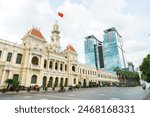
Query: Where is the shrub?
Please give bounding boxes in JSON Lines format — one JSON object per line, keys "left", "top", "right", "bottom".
{"left": 52, "top": 87, "right": 55, "bottom": 91}
{"left": 16, "top": 87, "right": 20, "bottom": 92}
{"left": 59, "top": 86, "right": 65, "bottom": 92}
{"left": 74, "top": 85, "right": 80, "bottom": 89}
{"left": 68, "top": 85, "right": 73, "bottom": 91}
{"left": 32, "top": 85, "right": 39, "bottom": 91}
{"left": 45, "top": 87, "right": 47, "bottom": 91}
{"left": 36, "top": 87, "right": 40, "bottom": 91}
{"left": 27, "top": 87, "right": 31, "bottom": 92}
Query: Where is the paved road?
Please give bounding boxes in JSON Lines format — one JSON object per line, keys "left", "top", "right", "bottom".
{"left": 0, "top": 86, "right": 149, "bottom": 100}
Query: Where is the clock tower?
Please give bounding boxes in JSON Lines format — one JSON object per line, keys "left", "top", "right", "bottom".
{"left": 50, "top": 21, "right": 61, "bottom": 53}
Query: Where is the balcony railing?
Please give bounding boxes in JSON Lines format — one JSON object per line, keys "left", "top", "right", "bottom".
{"left": 30, "top": 64, "right": 40, "bottom": 70}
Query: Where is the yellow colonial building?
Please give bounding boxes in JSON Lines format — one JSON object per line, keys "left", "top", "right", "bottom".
{"left": 0, "top": 23, "right": 118, "bottom": 89}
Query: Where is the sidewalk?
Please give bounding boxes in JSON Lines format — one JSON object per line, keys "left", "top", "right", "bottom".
{"left": 0, "top": 88, "right": 84, "bottom": 96}
{"left": 0, "top": 89, "right": 61, "bottom": 96}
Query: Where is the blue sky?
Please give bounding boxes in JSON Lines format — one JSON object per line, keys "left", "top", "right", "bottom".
{"left": 124, "top": 0, "right": 150, "bottom": 16}
{"left": 0, "top": 0, "right": 150, "bottom": 67}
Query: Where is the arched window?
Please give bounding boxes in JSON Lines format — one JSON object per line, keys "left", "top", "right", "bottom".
{"left": 83, "top": 69, "right": 84, "bottom": 74}
{"left": 60, "top": 78, "right": 63, "bottom": 87}
{"left": 54, "top": 77, "right": 58, "bottom": 87}
{"left": 0, "top": 50, "right": 2, "bottom": 58}
{"left": 31, "top": 75, "right": 37, "bottom": 84}
{"left": 49, "top": 77, "right": 53, "bottom": 87}
{"left": 65, "top": 64, "right": 67, "bottom": 71}
{"left": 74, "top": 78, "right": 76, "bottom": 84}
{"left": 65, "top": 78, "right": 68, "bottom": 87}
{"left": 83, "top": 79, "right": 86, "bottom": 87}
{"left": 60, "top": 63, "right": 63, "bottom": 71}
{"left": 43, "top": 76, "right": 47, "bottom": 87}
{"left": 16, "top": 53, "right": 22, "bottom": 64}
{"left": 31, "top": 56, "right": 39, "bottom": 65}
{"left": 72, "top": 66, "right": 75, "bottom": 72}
{"left": 55, "top": 62, "right": 58, "bottom": 70}
{"left": 13, "top": 74, "right": 19, "bottom": 81}
{"left": 7, "top": 52, "right": 12, "bottom": 62}
{"left": 44, "top": 60, "right": 47, "bottom": 68}
{"left": 49, "top": 61, "right": 53, "bottom": 69}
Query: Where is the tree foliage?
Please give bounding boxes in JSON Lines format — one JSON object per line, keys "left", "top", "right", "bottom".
{"left": 5, "top": 79, "right": 19, "bottom": 90}
{"left": 140, "top": 54, "right": 150, "bottom": 83}
{"left": 113, "top": 67, "right": 140, "bottom": 86}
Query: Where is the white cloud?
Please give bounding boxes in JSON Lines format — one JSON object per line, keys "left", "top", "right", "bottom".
{"left": 57, "top": 0, "right": 150, "bottom": 67}
{"left": 0, "top": 0, "right": 54, "bottom": 42}
{"left": 0, "top": 0, "right": 149, "bottom": 68}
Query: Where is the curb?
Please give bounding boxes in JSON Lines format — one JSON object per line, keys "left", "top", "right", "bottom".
{"left": 0, "top": 90, "right": 59, "bottom": 96}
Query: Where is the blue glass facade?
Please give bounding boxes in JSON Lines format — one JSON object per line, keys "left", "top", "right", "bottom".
{"left": 84, "top": 35, "right": 104, "bottom": 69}
{"left": 103, "top": 27, "right": 126, "bottom": 74}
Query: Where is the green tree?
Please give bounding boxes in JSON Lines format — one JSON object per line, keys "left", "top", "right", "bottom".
{"left": 5, "top": 79, "right": 20, "bottom": 90}
{"left": 113, "top": 67, "right": 140, "bottom": 86}
{"left": 140, "top": 54, "right": 150, "bottom": 83}
{"left": 5, "top": 79, "right": 14, "bottom": 89}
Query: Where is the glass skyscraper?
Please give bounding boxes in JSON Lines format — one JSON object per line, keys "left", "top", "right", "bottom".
{"left": 84, "top": 35, "right": 104, "bottom": 69}
{"left": 103, "top": 27, "right": 126, "bottom": 74}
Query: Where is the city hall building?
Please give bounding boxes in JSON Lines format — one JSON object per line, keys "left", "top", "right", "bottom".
{"left": 0, "top": 23, "right": 118, "bottom": 89}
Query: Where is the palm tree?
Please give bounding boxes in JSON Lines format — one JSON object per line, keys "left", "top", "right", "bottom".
{"left": 5, "top": 79, "right": 14, "bottom": 89}
{"left": 5, "top": 79, "right": 20, "bottom": 90}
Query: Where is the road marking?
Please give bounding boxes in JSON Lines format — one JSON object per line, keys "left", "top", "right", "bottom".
{"left": 23, "top": 96, "right": 32, "bottom": 98}
{"left": 111, "top": 98, "right": 120, "bottom": 100}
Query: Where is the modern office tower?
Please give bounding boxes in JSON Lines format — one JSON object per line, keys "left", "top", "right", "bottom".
{"left": 84, "top": 35, "right": 104, "bottom": 69}
{"left": 103, "top": 27, "right": 126, "bottom": 74}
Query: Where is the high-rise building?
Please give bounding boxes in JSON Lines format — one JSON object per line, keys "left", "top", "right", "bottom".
{"left": 103, "top": 27, "right": 126, "bottom": 74}
{"left": 84, "top": 35, "right": 104, "bottom": 69}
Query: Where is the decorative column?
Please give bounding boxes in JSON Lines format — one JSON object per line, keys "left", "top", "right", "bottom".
{"left": 52, "top": 77, "right": 55, "bottom": 88}
{"left": 0, "top": 70, "right": 6, "bottom": 85}
{"left": 58, "top": 77, "right": 60, "bottom": 87}
{"left": 28, "top": 53, "right": 32, "bottom": 68}
{"left": 63, "top": 63, "right": 65, "bottom": 72}
{"left": 40, "top": 56, "right": 44, "bottom": 69}
{"left": 2, "top": 47, "right": 8, "bottom": 61}
{"left": 8, "top": 70, "right": 12, "bottom": 79}
{"left": 12, "top": 49, "right": 17, "bottom": 63}
{"left": 47, "top": 60, "right": 49, "bottom": 71}
{"left": 58, "top": 61, "right": 60, "bottom": 72}
{"left": 53, "top": 60, "right": 55, "bottom": 72}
